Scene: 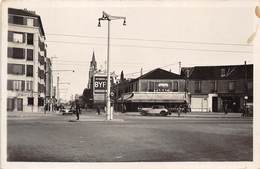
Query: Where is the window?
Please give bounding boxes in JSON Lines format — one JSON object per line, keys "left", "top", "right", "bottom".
{"left": 27, "top": 33, "right": 34, "bottom": 45}
{"left": 38, "top": 54, "right": 45, "bottom": 65}
{"left": 26, "top": 81, "right": 33, "bottom": 91}
{"left": 27, "top": 49, "right": 33, "bottom": 61}
{"left": 27, "top": 97, "right": 34, "bottom": 105}
{"left": 195, "top": 81, "right": 201, "bottom": 92}
{"left": 7, "top": 98, "right": 15, "bottom": 111}
{"left": 8, "top": 31, "right": 25, "bottom": 43}
{"left": 27, "top": 18, "right": 34, "bottom": 26}
{"left": 33, "top": 19, "right": 39, "bottom": 27}
{"left": 38, "top": 83, "right": 45, "bottom": 93}
{"left": 7, "top": 64, "right": 25, "bottom": 75}
{"left": 9, "top": 80, "right": 25, "bottom": 91}
{"left": 12, "top": 15, "right": 25, "bottom": 25}
{"left": 148, "top": 81, "right": 154, "bottom": 92}
{"left": 221, "top": 68, "right": 226, "bottom": 77}
{"left": 140, "top": 81, "right": 148, "bottom": 92}
{"left": 26, "top": 65, "right": 33, "bottom": 77}
{"left": 173, "top": 81, "right": 178, "bottom": 91}
{"left": 210, "top": 80, "right": 217, "bottom": 92}
{"left": 13, "top": 33, "right": 24, "bottom": 43}
{"left": 38, "top": 68, "right": 45, "bottom": 79}
{"left": 228, "top": 81, "right": 235, "bottom": 92}
{"left": 8, "top": 47, "right": 25, "bottom": 59}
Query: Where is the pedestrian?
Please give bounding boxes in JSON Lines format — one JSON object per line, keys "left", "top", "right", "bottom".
{"left": 97, "top": 105, "right": 100, "bottom": 115}
{"left": 224, "top": 103, "right": 228, "bottom": 114}
{"left": 177, "top": 105, "right": 182, "bottom": 117}
{"left": 75, "top": 100, "right": 80, "bottom": 120}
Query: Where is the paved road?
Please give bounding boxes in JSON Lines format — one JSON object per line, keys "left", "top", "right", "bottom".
{"left": 7, "top": 112, "right": 253, "bottom": 162}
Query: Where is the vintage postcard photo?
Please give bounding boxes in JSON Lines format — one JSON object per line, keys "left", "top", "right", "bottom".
{"left": 0, "top": 0, "right": 259, "bottom": 168}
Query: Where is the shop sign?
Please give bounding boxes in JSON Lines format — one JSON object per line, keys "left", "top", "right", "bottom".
{"left": 154, "top": 82, "right": 171, "bottom": 92}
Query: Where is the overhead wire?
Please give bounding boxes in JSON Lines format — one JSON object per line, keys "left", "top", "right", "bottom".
{"left": 46, "top": 33, "right": 252, "bottom": 47}
{"left": 46, "top": 40, "right": 252, "bottom": 54}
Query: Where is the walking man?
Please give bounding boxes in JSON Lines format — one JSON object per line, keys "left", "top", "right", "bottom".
{"left": 75, "top": 100, "right": 80, "bottom": 120}
{"left": 97, "top": 105, "right": 101, "bottom": 115}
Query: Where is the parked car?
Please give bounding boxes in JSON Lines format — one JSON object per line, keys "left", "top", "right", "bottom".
{"left": 140, "top": 105, "right": 171, "bottom": 116}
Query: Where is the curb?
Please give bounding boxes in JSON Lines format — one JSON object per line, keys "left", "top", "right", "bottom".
{"left": 68, "top": 119, "right": 124, "bottom": 122}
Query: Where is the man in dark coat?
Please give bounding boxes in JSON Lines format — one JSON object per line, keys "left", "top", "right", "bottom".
{"left": 97, "top": 105, "right": 101, "bottom": 115}
{"left": 75, "top": 100, "right": 80, "bottom": 120}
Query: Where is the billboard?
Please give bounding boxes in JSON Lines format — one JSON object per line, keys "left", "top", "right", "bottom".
{"left": 93, "top": 75, "right": 113, "bottom": 103}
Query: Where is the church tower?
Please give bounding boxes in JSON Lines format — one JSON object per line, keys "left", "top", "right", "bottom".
{"left": 88, "top": 51, "right": 97, "bottom": 88}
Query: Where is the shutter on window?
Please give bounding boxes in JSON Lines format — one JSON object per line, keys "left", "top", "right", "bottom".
{"left": 22, "top": 65, "right": 25, "bottom": 74}
{"left": 21, "top": 81, "right": 25, "bottom": 91}
{"left": 8, "top": 31, "right": 13, "bottom": 42}
{"left": 23, "top": 17, "right": 27, "bottom": 25}
{"left": 7, "top": 80, "right": 13, "bottom": 90}
{"left": 23, "top": 33, "right": 25, "bottom": 43}
{"left": 23, "top": 49, "right": 25, "bottom": 58}
{"left": 7, "top": 64, "right": 12, "bottom": 74}
{"left": 7, "top": 48, "right": 13, "bottom": 58}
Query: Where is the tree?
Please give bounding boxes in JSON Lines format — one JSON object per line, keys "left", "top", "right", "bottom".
{"left": 82, "top": 88, "right": 93, "bottom": 108}
{"left": 120, "top": 70, "right": 125, "bottom": 82}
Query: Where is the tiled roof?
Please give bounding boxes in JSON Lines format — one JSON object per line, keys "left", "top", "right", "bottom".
{"left": 135, "top": 68, "right": 182, "bottom": 81}
{"left": 8, "top": 8, "right": 38, "bottom": 17}
{"left": 181, "top": 64, "right": 253, "bottom": 80}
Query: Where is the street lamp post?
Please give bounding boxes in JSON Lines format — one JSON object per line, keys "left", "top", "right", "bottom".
{"left": 98, "top": 11, "right": 126, "bottom": 120}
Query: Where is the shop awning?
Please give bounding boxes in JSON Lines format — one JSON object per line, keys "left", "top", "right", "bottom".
{"left": 119, "top": 92, "right": 186, "bottom": 103}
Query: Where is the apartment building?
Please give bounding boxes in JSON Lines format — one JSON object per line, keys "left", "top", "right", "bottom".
{"left": 7, "top": 8, "right": 50, "bottom": 112}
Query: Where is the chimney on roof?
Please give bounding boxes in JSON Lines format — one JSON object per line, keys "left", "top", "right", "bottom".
{"left": 24, "top": 8, "right": 35, "bottom": 14}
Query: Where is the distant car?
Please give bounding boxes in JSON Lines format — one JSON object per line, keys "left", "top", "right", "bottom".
{"left": 60, "top": 106, "right": 74, "bottom": 115}
{"left": 140, "top": 105, "right": 170, "bottom": 116}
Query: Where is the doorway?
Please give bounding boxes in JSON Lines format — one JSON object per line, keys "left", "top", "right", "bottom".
{"left": 17, "top": 98, "right": 23, "bottom": 111}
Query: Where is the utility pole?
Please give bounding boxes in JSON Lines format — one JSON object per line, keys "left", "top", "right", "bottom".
{"left": 244, "top": 61, "right": 248, "bottom": 114}
{"left": 178, "top": 61, "right": 181, "bottom": 75}
{"left": 98, "top": 11, "right": 126, "bottom": 120}
{"left": 57, "top": 75, "right": 60, "bottom": 105}
{"left": 50, "top": 56, "right": 57, "bottom": 112}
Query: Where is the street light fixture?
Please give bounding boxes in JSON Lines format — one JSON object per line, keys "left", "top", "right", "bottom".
{"left": 98, "top": 11, "right": 126, "bottom": 120}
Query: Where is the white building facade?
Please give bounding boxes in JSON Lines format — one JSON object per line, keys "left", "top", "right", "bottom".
{"left": 7, "top": 8, "right": 49, "bottom": 113}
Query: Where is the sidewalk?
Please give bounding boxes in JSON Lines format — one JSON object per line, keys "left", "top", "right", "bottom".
{"left": 124, "top": 112, "right": 249, "bottom": 118}
{"left": 7, "top": 111, "right": 125, "bottom": 122}
{"left": 7, "top": 111, "right": 59, "bottom": 118}
{"left": 7, "top": 111, "right": 250, "bottom": 120}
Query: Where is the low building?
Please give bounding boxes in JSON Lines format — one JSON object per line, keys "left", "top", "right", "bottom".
{"left": 114, "top": 68, "right": 188, "bottom": 112}
{"left": 181, "top": 64, "right": 253, "bottom": 112}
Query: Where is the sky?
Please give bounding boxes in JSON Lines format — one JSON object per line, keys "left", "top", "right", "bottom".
{"left": 3, "top": 0, "right": 258, "bottom": 101}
